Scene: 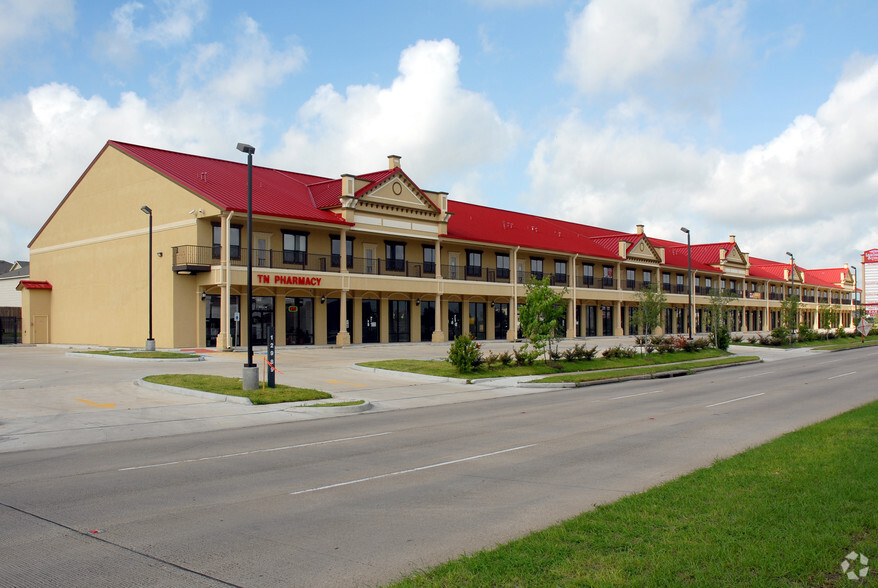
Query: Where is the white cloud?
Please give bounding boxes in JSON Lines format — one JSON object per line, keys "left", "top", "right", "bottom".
{"left": 526, "top": 54, "right": 878, "bottom": 269}
{"left": 560, "top": 0, "right": 746, "bottom": 98}
{"left": 0, "top": 0, "right": 75, "bottom": 66}
{"left": 97, "top": 0, "right": 209, "bottom": 66}
{"left": 0, "top": 15, "right": 307, "bottom": 260}
{"left": 271, "top": 39, "right": 520, "bottom": 185}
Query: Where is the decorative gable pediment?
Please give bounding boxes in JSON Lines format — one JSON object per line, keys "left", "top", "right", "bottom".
{"left": 626, "top": 236, "right": 663, "bottom": 263}
{"left": 359, "top": 174, "right": 438, "bottom": 215}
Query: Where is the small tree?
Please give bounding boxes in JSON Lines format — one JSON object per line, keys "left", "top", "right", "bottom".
{"left": 519, "top": 276, "right": 567, "bottom": 362}
{"left": 705, "top": 288, "right": 734, "bottom": 350}
{"left": 818, "top": 304, "right": 837, "bottom": 339}
{"left": 632, "top": 282, "right": 667, "bottom": 337}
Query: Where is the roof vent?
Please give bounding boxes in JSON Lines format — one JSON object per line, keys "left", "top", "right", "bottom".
{"left": 200, "top": 172, "right": 208, "bottom": 182}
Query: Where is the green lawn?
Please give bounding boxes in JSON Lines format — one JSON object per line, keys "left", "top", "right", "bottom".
{"left": 143, "top": 374, "right": 331, "bottom": 405}
{"left": 389, "top": 400, "right": 878, "bottom": 587}
{"left": 359, "top": 349, "right": 730, "bottom": 380}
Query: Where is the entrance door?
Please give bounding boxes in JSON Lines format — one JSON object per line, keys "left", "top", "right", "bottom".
{"left": 285, "top": 297, "right": 314, "bottom": 345}
{"left": 389, "top": 300, "right": 410, "bottom": 342}
{"left": 362, "top": 299, "right": 380, "bottom": 343}
{"left": 255, "top": 232, "right": 271, "bottom": 267}
{"left": 469, "top": 302, "right": 486, "bottom": 340}
{"left": 493, "top": 302, "right": 509, "bottom": 340}
{"left": 251, "top": 296, "right": 275, "bottom": 345}
{"left": 448, "top": 301, "right": 462, "bottom": 339}
{"left": 601, "top": 305, "right": 613, "bottom": 336}
{"left": 326, "top": 298, "right": 354, "bottom": 342}
{"left": 364, "top": 244, "right": 377, "bottom": 274}
{"left": 33, "top": 315, "right": 49, "bottom": 344}
{"left": 206, "top": 295, "right": 240, "bottom": 347}
{"left": 420, "top": 300, "right": 435, "bottom": 341}
{"left": 585, "top": 305, "right": 597, "bottom": 337}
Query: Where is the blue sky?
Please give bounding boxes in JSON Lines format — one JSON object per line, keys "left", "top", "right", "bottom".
{"left": 2, "top": 0, "right": 878, "bottom": 276}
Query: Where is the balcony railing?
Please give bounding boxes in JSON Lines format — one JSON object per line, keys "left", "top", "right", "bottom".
{"left": 172, "top": 246, "right": 857, "bottom": 303}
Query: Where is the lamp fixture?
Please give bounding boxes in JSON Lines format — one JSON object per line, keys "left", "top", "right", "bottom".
{"left": 320, "top": 295, "right": 326, "bottom": 304}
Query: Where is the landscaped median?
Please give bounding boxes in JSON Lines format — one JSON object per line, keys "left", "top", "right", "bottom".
{"left": 70, "top": 350, "right": 204, "bottom": 360}
{"left": 389, "top": 400, "right": 878, "bottom": 587}
{"left": 528, "top": 355, "right": 761, "bottom": 386}
{"left": 141, "top": 374, "right": 349, "bottom": 407}
{"left": 358, "top": 349, "right": 760, "bottom": 385}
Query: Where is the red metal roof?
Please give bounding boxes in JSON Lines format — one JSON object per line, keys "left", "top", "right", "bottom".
{"left": 110, "top": 141, "right": 350, "bottom": 226}
{"left": 445, "top": 201, "right": 622, "bottom": 259}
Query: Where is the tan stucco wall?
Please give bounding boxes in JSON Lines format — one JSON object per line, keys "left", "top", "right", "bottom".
{"left": 28, "top": 146, "right": 218, "bottom": 347}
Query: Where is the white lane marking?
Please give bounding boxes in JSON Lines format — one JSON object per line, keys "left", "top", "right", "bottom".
{"left": 737, "top": 371, "right": 774, "bottom": 379}
{"left": 706, "top": 393, "right": 765, "bottom": 408}
{"left": 828, "top": 372, "right": 856, "bottom": 380}
{"left": 290, "top": 444, "right": 538, "bottom": 496}
{"left": 120, "top": 432, "right": 393, "bottom": 471}
{"left": 611, "top": 390, "right": 662, "bottom": 400}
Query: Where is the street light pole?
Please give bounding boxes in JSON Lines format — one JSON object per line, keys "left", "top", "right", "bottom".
{"left": 681, "top": 227, "right": 693, "bottom": 340}
{"left": 237, "top": 143, "right": 258, "bottom": 390}
{"left": 786, "top": 251, "right": 795, "bottom": 346}
{"left": 140, "top": 205, "right": 155, "bottom": 351}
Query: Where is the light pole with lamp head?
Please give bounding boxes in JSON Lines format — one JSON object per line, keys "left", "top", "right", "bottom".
{"left": 681, "top": 227, "right": 693, "bottom": 340}
{"left": 140, "top": 205, "right": 155, "bottom": 351}
{"left": 786, "top": 251, "right": 795, "bottom": 346}
{"left": 237, "top": 142, "right": 258, "bottom": 390}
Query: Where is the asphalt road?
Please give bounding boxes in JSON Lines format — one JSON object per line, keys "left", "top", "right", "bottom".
{"left": 1, "top": 345, "right": 877, "bottom": 587}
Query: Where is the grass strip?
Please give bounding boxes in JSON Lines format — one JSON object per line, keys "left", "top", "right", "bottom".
{"left": 76, "top": 350, "right": 198, "bottom": 359}
{"left": 143, "top": 374, "right": 330, "bottom": 405}
{"left": 359, "top": 349, "right": 729, "bottom": 380}
{"left": 534, "top": 356, "right": 761, "bottom": 384}
{"left": 389, "top": 400, "right": 878, "bottom": 587}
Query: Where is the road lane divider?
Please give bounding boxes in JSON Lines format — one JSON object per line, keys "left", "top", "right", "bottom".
{"left": 706, "top": 393, "right": 765, "bottom": 408}
{"left": 119, "top": 432, "right": 393, "bottom": 471}
{"left": 290, "top": 444, "right": 538, "bottom": 496}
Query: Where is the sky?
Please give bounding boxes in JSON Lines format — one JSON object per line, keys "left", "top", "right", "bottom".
{"left": 1, "top": 0, "right": 877, "bottom": 276}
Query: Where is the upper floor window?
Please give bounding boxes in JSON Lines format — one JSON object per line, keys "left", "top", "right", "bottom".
{"left": 676, "top": 274, "right": 684, "bottom": 292}
{"left": 642, "top": 269, "right": 652, "bottom": 286}
{"left": 330, "top": 235, "right": 354, "bottom": 268}
{"left": 423, "top": 245, "right": 436, "bottom": 274}
{"left": 705, "top": 277, "right": 713, "bottom": 291}
{"left": 283, "top": 230, "right": 308, "bottom": 264}
{"left": 554, "top": 260, "right": 567, "bottom": 284}
{"left": 583, "top": 263, "right": 594, "bottom": 286}
{"left": 212, "top": 223, "right": 241, "bottom": 260}
{"left": 385, "top": 241, "right": 406, "bottom": 272}
{"left": 626, "top": 268, "right": 636, "bottom": 288}
{"left": 531, "top": 257, "right": 544, "bottom": 280}
{"left": 496, "top": 253, "right": 510, "bottom": 279}
{"left": 602, "top": 266, "right": 614, "bottom": 287}
{"left": 466, "top": 250, "right": 483, "bottom": 277}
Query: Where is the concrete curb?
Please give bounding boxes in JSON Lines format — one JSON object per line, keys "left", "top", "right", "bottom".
{"left": 135, "top": 379, "right": 253, "bottom": 404}
{"left": 351, "top": 363, "right": 472, "bottom": 385}
{"left": 518, "top": 359, "right": 763, "bottom": 388}
{"left": 134, "top": 379, "right": 372, "bottom": 413}
{"left": 68, "top": 351, "right": 205, "bottom": 362}
{"left": 283, "top": 400, "right": 373, "bottom": 414}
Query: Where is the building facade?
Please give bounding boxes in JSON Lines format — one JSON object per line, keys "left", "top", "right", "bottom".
{"left": 20, "top": 141, "right": 858, "bottom": 348}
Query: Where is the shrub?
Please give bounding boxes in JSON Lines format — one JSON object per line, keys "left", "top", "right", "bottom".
{"left": 771, "top": 325, "right": 790, "bottom": 344}
{"left": 447, "top": 334, "right": 483, "bottom": 373}
{"left": 602, "top": 345, "right": 637, "bottom": 359}
{"left": 513, "top": 346, "right": 535, "bottom": 366}
{"left": 797, "top": 323, "right": 816, "bottom": 342}
{"left": 693, "top": 337, "right": 711, "bottom": 350}
{"left": 711, "top": 324, "right": 731, "bottom": 351}
{"left": 497, "top": 350, "right": 513, "bottom": 366}
{"left": 731, "top": 334, "right": 744, "bottom": 343}
{"left": 747, "top": 336, "right": 759, "bottom": 344}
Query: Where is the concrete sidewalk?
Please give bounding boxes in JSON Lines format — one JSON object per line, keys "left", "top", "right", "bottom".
{"left": 0, "top": 337, "right": 812, "bottom": 453}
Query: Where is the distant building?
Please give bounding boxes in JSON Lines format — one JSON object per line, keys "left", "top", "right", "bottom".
{"left": 0, "top": 261, "right": 29, "bottom": 344}
{"left": 20, "top": 141, "right": 858, "bottom": 347}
